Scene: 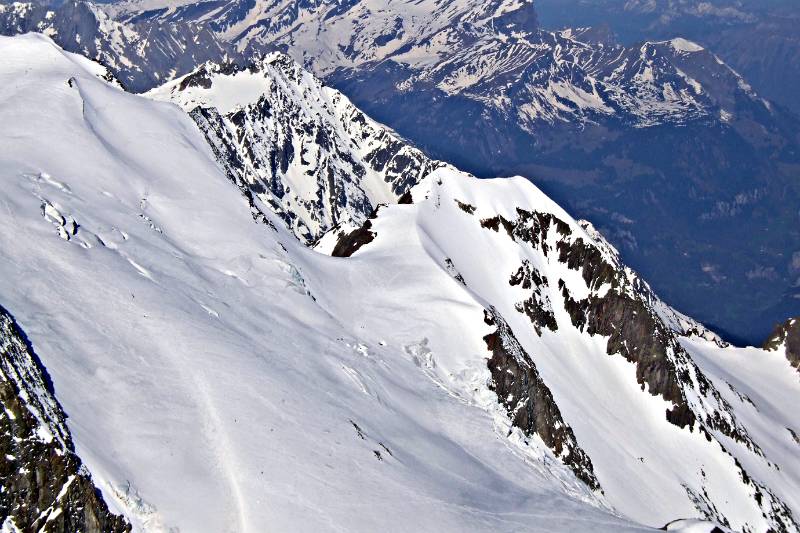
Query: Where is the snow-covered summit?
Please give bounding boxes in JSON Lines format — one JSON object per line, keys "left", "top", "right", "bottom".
{"left": 0, "top": 33, "right": 798, "bottom": 533}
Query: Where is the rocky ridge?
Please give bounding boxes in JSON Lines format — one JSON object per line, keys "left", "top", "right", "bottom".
{"left": 149, "top": 54, "right": 444, "bottom": 243}
{"left": 763, "top": 318, "right": 800, "bottom": 375}
{"left": 0, "top": 305, "right": 129, "bottom": 533}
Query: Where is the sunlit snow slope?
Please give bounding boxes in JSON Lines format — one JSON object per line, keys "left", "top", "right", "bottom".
{"left": 0, "top": 33, "right": 650, "bottom": 532}
{"left": 326, "top": 172, "right": 800, "bottom": 532}
{"left": 0, "top": 33, "right": 798, "bottom": 533}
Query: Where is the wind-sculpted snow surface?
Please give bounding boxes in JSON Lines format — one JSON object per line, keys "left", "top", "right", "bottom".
{"left": 0, "top": 33, "right": 798, "bottom": 533}
{"left": 148, "top": 54, "right": 443, "bottom": 243}
{"left": 0, "top": 33, "right": 649, "bottom": 532}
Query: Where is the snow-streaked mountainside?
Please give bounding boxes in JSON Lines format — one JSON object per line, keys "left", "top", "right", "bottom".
{"left": 109, "top": 0, "right": 763, "bottom": 128}
{"left": 147, "top": 55, "right": 443, "bottom": 243}
{"left": 1, "top": 33, "right": 799, "bottom": 532}
{"left": 385, "top": 31, "right": 764, "bottom": 129}
{"left": 0, "top": 0, "right": 238, "bottom": 91}
{"left": 535, "top": 0, "right": 800, "bottom": 116}
{"left": 115, "top": 0, "right": 539, "bottom": 72}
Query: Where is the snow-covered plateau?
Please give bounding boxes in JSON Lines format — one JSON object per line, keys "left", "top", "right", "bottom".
{"left": 0, "top": 33, "right": 798, "bottom": 533}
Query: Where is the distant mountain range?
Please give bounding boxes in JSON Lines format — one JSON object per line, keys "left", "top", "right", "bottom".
{"left": 2, "top": 0, "right": 797, "bottom": 346}
{"left": 0, "top": 0, "right": 239, "bottom": 91}
{"left": 43, "top": 0, "right": 792, "bottom": 345}
{"left": 536, "top": 0, "right": 800, "bottom": 116}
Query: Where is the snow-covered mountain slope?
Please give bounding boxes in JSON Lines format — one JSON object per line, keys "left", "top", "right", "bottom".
{"left": 0, "top": 0, "right": 237, "bottom": 91}
{"left": 1, "top": 33, "right": 798, "bottom": 533}
{"left": 0, "top": 305, "right": 130, "bottom": 532}
{"left": 0, "top": 33, "right": 655, "bottom": 532}
{"left": 325, "top": 170, "right": 800, "bottom": 532}
{"left": 148, "top": 55, "right": 443, "bottom": 243}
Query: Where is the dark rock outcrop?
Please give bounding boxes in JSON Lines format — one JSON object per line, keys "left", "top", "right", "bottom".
{"left": 483, "top": 308, "right": 600, "bottom": 492}
{"left": 331, "top": 220, "right": 376, "bottom": 258}
{"left": 762, "top": 317, "right": 800, "bottom": 374}
{"left": 509, "top": 260, "right": 557, "bottom": 336}
{"left": 483, "top": 209, "right": 762, "bottom": 450}
{"left": 562, "top": 282, "right": 698, "bottom": 429}
{"left": 0, "top": 306, "right": 129, "bottom": 533}
{"left": 475, "top": 207, "right": 799, "bottom": 528}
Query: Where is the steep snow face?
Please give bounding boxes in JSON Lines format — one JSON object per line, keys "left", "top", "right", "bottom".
{"left": 0, "top": 33, "right": 654, "bottom": 532}
{"left": 327, "top": 171, "right": 800, "bottom": 531}
{"left": 148, "top": 55, "right": 443, "bottom": 243}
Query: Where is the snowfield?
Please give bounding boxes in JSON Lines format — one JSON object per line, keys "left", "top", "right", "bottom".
{"left": 0, "top": 33, "right": 798, "bottom": 533}
{"left": 0, "top": 33, "right": 639, "bottom": 532}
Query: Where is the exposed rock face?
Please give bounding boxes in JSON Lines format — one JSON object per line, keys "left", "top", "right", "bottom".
{"left": 483, "top": 308, "right": 600, "bottom": 492}
{"left": 509, "top": 260, "right": 557, "bottom": 336}
{"left": 331, "top": 220, "right": 376, "bottom": 258}
{"left": 476, "top": 206, "right": 798, "bottom": 530}
{"left": 0, "top": 305, "right": 129, "bottom": 533}
{"left": 153, "top": 56, "right": 443, "bottom": 243}
{"left": 480, "top": 207, "right": 755, "bottom": 442}
{"left": 763, "top": 317, "right": 800, "bottom": 374}
{"left": 555, "top": 236, "right": 697, "bottom": 429}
